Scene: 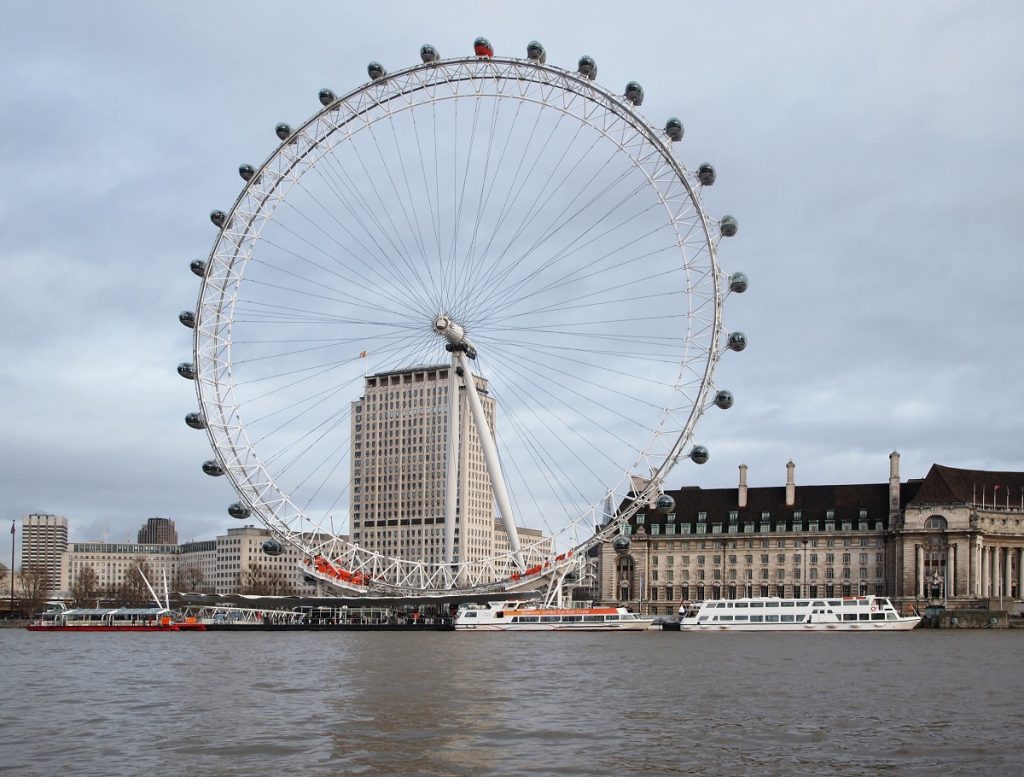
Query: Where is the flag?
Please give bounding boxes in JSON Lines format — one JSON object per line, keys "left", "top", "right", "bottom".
{"left": 359, "top": 351, "right": 367, "bottom": 358}
{"left": 9, "top": 521, "right": 14, "bottom": 535}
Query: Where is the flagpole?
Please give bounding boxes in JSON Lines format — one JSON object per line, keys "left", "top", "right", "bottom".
{"left": 9, "top": 520, "right": 15, "bottom": 617}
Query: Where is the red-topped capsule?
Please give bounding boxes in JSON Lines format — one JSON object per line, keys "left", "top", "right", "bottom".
{"left": 474, "top": 37, "right": 493, "bottom": 57}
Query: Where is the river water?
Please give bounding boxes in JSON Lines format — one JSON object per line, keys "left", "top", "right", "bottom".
{"left": 0, "top": 628, "right": 1020, "bottom": 776}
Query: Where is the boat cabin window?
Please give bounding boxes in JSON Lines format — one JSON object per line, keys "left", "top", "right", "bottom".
{"left": 765, "top": 615, "right": 780, "bottom": 623}
{"left": 781, "top": 602, "right": 795, "bottom": 607}
{"left": 871, "top": 613, "right": 885, "bottom": 621}
{"left": 828, "top": 600, "right": 841, "bottom": 606}
{"left": 780, "top": 614, "right": 796, "bottom": 623}
{"left": 812, "top": 601, "right": 825, "bottom": 607}
{"left": 749, "top": 602, "right": 764, "bottom": 608}
{"left": 463, "top": 611, "right": 477, "bottom": 618}
{"left": 750, "top": 615, "right": 764, "bottom": 623}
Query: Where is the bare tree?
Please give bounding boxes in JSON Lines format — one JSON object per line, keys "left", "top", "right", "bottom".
{"left": 118, "top": 558, "right": 155, "bottom": 607}
{"left": 239, "top": 565, "right": 296, "bottom": 596}
{"left": 18, "top": 565, "right": 51, "bottom": 615}
{"left": 70, "top": 565, "right": 101, "bottom": 608}
{"left": 173, "top": 566, "right": 209, "bottom": 593}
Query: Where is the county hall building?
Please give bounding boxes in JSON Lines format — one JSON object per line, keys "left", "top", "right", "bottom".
{"left": 596, "top": 452, "right": 1024, "bottom": 615}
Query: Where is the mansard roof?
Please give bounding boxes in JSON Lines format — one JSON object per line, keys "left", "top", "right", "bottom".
{"left": 911, "top": 464, "right": 1024, "bottom": 507}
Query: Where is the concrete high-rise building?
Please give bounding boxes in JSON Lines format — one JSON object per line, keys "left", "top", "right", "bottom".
{"left": 350, "top": 364, "right": 499, "bottom": 568}
{"left": 20, "top": 513, "right": 68, "bottom": 591}
{"left": 137, "top": 517, "right": 178, "bottom": 545}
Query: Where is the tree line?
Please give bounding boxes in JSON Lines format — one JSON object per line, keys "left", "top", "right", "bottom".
{"left": 2, "top": 557, "right": 299, "bottom": 616}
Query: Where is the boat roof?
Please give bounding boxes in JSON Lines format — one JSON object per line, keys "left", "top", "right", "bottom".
{"left": 58, "top": 607, "right": 172, "bottom": 616}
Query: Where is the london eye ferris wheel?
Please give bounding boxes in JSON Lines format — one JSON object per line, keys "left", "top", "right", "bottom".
{"left": 177, "top": 38, "right": 748, "bottom": 597}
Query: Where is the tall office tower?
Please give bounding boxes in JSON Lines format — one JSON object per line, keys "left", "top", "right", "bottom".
{"left": 350, "top": 365, "right": 497, "bottom": 568}
{"left": 137, "top": 517, "right": 178, "bottom": 545}
{"left": 20, "top": 513, "right": 69, "bottom": 590}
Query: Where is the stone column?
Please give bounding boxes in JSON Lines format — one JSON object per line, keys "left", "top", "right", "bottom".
{"left": 1018, "top": 548, "right": 1024, "bottom": 598}
{"left": 1005, "top": 547, "right": 1013, "bottom": 600}
{"left": 969, "top": 538, "right": 976, "bottom": 596}
{"left": 916, "top": 544, "right": 924, "bottom": 599}
{"left": 992, "top": 547, "right": 1000, "bottom": 597}
{"left": 947, "top": 544, "right": 956, "bottom": 598}
{"left": 982, "top": 545, "right": 989, "bottom": 597}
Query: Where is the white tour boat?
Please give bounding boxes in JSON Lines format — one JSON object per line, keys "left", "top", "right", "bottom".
{"left": 678, "top": 595, "right": 921, "bottom": 631}
{"left": 455, "top": 600, "right": 655, "bottom": 631}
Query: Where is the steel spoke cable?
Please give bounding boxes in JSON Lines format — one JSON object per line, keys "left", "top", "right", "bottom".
{"left": 460, "top": 104, "right": 589, "bottom": 311}
{"left": 476, "top": 184, "right": 660, "bottom": 320}
{"left": 294, "top": 165, "right": 442, "bottom": 317}
{"left": 466, "top": 169, "right": 653, "bottom": 322}
{"left": 480, "top": 341, "right": 665, "bottom": 430}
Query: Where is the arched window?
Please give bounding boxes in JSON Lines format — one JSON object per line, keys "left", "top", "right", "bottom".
{"left": 925, "top": 515, "right": 948, "bottom": 530}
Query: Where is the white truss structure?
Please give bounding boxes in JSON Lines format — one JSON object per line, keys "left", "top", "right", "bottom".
{"left": 187, "top": 53, "right": 739, "bottom": 596}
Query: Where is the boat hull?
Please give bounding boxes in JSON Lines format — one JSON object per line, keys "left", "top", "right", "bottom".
{"left": 680, "top": 618, "right": 921, "bottom": 632}
{"left": 455, "top": 621, "right": 653, "bottom": 632}
{"left": 26, "top": 623, "right": 206, "bottom": 632}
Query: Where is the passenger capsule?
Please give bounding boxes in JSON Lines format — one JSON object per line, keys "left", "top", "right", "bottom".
{"left": 202, "top": 459, "right": 225, "bottom": 477}
{"left": 420, "top": 44, "right": 440, "bottom": 63}
{"left": 577, "top": 55, "right": 597, "bottom": 80}
{"left": 189, "top": 259, "right": 207, "bottom": 277}
{"left": 209, "top": 210, "right": 226, "bottom": 228}
{"left": 473, "top": 37, "right": 493, "bottom": 58}
{"left": 185, "top": 411, "right": 207, "bottom": 430}
{"left": 624, "top": 81, "right": 644, "bottom": 106}
{"left": 367, "top": 61, "right": 386, "bottom": 80}
{"left": 526, "top": 41, "right": 546, "bottom": 64}
{"left": 612, "top": 535, "right": 631, "bottom": 552}
{"left": 318, "top": 88, "right": 336, "bottom": 106}
{"left": 238, "top": 164, "right": 255, "bottom": 181}
{"left": 690, "top": 445, "right": 710, "bottom": 465}
{"left": 655, "top": 494, "right": 676, "bottom": 514}
{"left": 262, "top": 539, "right": 284, "bottom": 557}
{"left": 697, "top": 163, "right": 716, "bottom": 186}
{"left": 728, "top": 272, "right": 749, "bottom": 294}
{"left": 727, "top": 332, "right": 748, "bottom": 352}
{"left": 719, "top": 215, "right": 738, "bottom": 237}
{"left": 178, "top": 310, "right": 195, "bottom": 329}
{"left": 665, "top": 117, "right": 684, "bottom": 142}
{"left": 713, "top": 390, "right": 735, "bottom": 410}
{"left": 228, "top": 502, "right": 251, "bottom": 519}
{"left": 303, "top": 574, "right": 317, "bottom": 585}
{"left": 275, "top": 123, "right": 291, "bottom": 141}
{"left": 177, "top": 362, "right": 196, "bottom": 380}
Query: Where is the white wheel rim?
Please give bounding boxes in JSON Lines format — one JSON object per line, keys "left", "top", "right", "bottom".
{"left": 191, "top": 55, "right": 735, "bottom": 594}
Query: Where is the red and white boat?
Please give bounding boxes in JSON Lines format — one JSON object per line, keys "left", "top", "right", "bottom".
{"left": 26, "top": 607, "right": 206, "bottom": 632}
{"left": 455, "top": 600, "right": 654, "bottom": 631}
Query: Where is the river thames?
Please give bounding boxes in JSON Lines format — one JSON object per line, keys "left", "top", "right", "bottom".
{"left": 0, "top": 629, "right": 1020, "bottom": 776}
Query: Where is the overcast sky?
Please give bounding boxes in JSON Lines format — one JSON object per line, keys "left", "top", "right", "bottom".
{"left": 2, "top": 1, "right": 1021, "bottom": 545}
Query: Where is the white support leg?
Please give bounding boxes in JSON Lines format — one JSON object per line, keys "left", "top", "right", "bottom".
{"left": 444, "top": 353, "right": 459, "bottom": 568}
{"left": 457, "top": 350, "right": 525, "bottom": 571}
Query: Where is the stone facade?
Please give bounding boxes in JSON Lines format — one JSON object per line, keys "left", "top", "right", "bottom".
{"left": 598, "top": 453, "right": 1024, "bottom": 615}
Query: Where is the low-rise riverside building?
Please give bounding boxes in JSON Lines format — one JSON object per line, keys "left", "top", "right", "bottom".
{"left": 598, "top": 453, "right": 1024, "bottom": 616}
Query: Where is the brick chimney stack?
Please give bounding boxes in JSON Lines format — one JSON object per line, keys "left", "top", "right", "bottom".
{"left": 889, "top": 450, "right": 901, "bottom": 513}
{"left": 738, "top": 464, "right": 748, "bottom": 508}
{"left": 786, "top": 460, "right": 796, "bottom": 507}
